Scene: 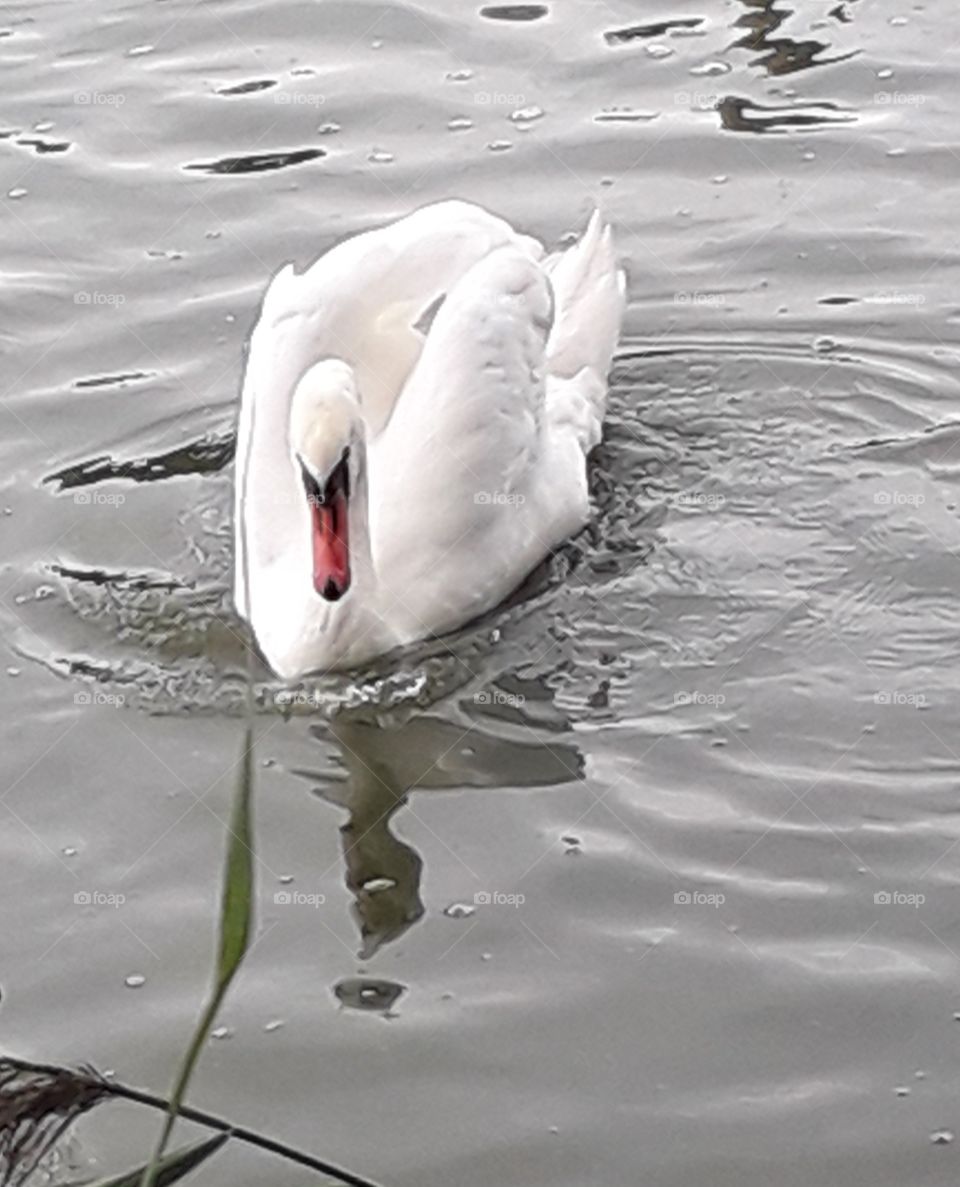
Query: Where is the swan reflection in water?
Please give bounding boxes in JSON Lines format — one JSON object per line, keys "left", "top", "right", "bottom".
{"left": 292, "top": 675, "right": 583, "bottom": 960}
{"left": 731, "top": 0, "right": 857, "bottom": 75}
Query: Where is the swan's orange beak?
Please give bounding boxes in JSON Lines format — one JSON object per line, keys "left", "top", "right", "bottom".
{"left": 301, "top": 451, "right": 351, "bottom": 602}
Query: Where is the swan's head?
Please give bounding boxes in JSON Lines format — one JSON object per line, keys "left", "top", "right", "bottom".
{"left": 289, "top": 359, "right": 363, "bottom": 603}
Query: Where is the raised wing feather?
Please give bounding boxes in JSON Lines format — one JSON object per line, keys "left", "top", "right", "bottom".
{"left": 545, "top": 210, "right": 627, "bottom": 452}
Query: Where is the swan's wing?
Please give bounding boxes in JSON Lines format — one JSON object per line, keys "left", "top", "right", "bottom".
{"left": 376, "top": 244, "right": 553, "bottom": 512}
{"left": 370, "top": 245, "right": 567, "bottom": 622}
{"left": 544, "top": 211, "right": 626, "bottom": 452}
{"left": 370, "top": 244, "right": 606, "bottom": 641}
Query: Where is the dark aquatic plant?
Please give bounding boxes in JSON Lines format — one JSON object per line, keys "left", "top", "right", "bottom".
{"left": 0, "top": 1063, "right": 225, "bottom": 1187}
{"left": 0, "top": 1057, "right": 382, "bottom": 1187}
{"left": 0, "top": 1059, "right": 108, "bottom": 1186}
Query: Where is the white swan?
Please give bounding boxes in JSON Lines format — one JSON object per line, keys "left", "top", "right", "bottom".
{"left": 234, "top": 200, "right": 625, "bottom": 679}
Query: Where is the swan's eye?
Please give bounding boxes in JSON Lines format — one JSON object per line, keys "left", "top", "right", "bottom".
{"left": 328, "top": 448, "right": 351, "bottom": 502}
{"left": 298, "top": 448, "right": 350, "bottom": 508}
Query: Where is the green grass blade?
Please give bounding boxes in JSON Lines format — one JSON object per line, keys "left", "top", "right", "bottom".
{"left": 217, "top": 725, "right": 255, "bottom": 981}
{"left": 139, "top": 727, "right": 255, "bottom": 1187}
{"left": 81, "top": 1133, "right": 228, "bottom": 1186}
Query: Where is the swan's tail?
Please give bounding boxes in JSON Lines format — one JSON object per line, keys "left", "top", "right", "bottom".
{"left": 544, "top": 210, "right": 626, "bottom": 452}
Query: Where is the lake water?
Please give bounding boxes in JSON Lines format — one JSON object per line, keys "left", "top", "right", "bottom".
{"left": 3, "top": 1, "right": 960, "bottom": 1184}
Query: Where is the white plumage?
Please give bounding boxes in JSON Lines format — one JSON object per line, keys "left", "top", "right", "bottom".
{"left": 235, "top": 200, "right": 625, "bottom": 679}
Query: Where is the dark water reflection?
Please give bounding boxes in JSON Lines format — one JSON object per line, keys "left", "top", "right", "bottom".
{"left": 732, "top": 0, "right": 858, "bottom": 75}
{"left": 185, "top": 147, "right": 327, "bottom": 174}
{"left": 717, "top": 94, "right": 856, "bottom": 133}
{"left": 479, "top": 5, "right": 548, "bottom": 23}
{"left": 46, "top": 431, "right": 235, "bottom": 489}
{"left": 304, "top": 685, "right": 583, "bottom": 958}
{"left": 605, "top": 18, "right": 706, "bottom": 46}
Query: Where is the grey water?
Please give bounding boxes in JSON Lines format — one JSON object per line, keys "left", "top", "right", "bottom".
{"left": 3, "top": 1, "right": 960, "bottom": 1184}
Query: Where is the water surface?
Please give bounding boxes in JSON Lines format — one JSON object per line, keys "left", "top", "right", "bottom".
{"left": 3, "top": 1, "right": 960, "bottom": 1184}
